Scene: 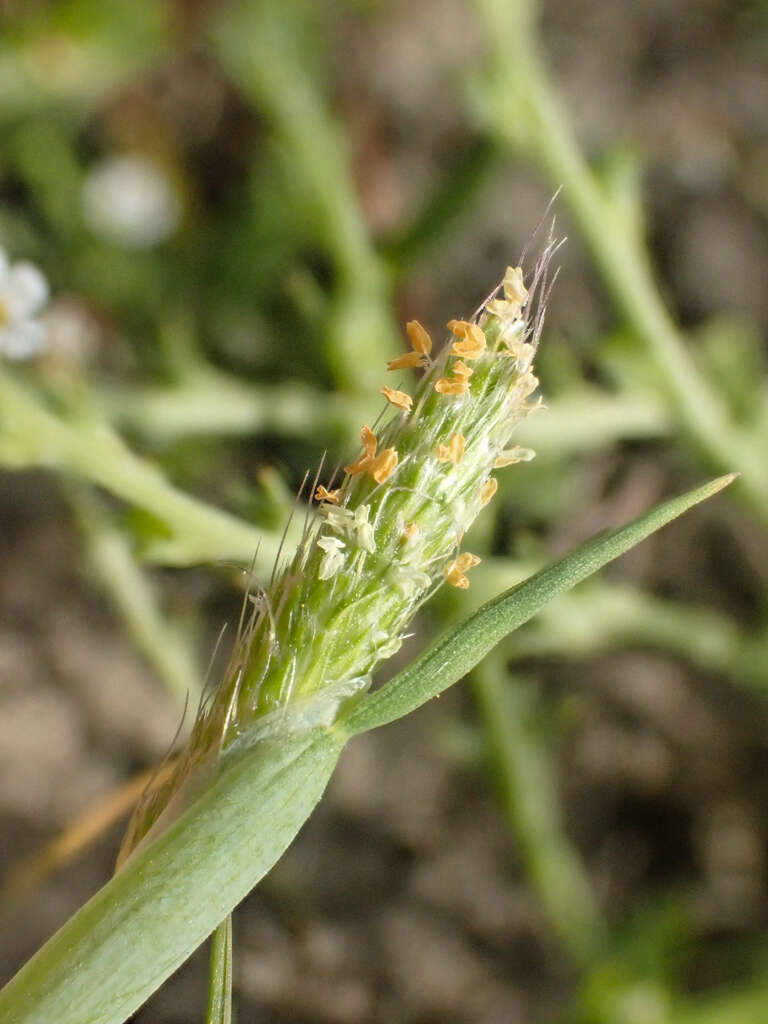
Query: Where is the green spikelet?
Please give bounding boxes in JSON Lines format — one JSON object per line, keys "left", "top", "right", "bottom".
{"left": 118, "top": 255, "right": 553, "bottom": 865}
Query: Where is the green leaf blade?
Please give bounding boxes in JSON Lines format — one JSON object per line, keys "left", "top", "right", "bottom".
{"left": 0, "top": 728, "right": 343, "bottom": 1024}
{"left": 342, "top": 474, "right": 736, "bottom": 735}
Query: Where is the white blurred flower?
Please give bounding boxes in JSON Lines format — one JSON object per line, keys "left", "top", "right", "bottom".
{"left": 0, "top": 249, "right": 50, "bottom": 360}
{"left": 81, "top": 154, "right": 181, "bottom": 249}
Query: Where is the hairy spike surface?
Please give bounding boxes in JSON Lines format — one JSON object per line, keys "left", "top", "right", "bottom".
{"left": 119, "top": 260, "right": 548, "bottom": 863}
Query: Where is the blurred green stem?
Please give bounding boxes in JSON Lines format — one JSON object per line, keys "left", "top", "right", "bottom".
{"left": 513, "top": 579, "right": 768, "bottom": 695}
{"left": 470, "top": 563, "right": 768, "bottom": 696}
{"left": 471, "top": 0, "right": 768, "bottom": 517}
{"left": 213, "top": 1, "right": 399, "bottom": 392}
{"left": 473, "top": 654, "right": 605, "bottom": 962}
{"left": 205, "top": 916, "right": 233, "bottom": 1024}
{"left": 103, "top": 362, "right": 671, "bottom": 456}
{"left": 102, "top": 365, "right": 369, "bottom": 447}
{"left": 0, "top": 367, "right": 277, "bottom": 568}
{"left": 69, "top": 488, "right": 203, "bottom": 705}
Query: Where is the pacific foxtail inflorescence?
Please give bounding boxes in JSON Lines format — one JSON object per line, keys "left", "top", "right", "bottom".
{"left": 119, "top": 253, "right": 553, "bottom": 863}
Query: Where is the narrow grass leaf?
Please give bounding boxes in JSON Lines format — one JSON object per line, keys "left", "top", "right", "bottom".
{"left": 342, "top": 474, "right": 735, "bottom": 735}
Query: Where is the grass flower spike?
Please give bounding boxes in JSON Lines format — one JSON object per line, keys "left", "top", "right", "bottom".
{"left": 119, "top": 256, "right": 550, "bottom": 861}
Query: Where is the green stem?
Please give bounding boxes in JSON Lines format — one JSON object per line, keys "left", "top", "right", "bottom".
{"left": 473, "top": 656, "right": 605, "bottom": 962}
{"left": 0, "top": 367, "right": 276, "bottom": 568}
{"left": 213, "top": 1, "right": 399, "bottom": 392}
{"left": 102, "top": 366, "right": 369, "bottom": 447}
{"left": 103, "top": 365, "right": 672, "bottom": 457}
{"left": 472, "top": 0, "right": 768, "bottom": 516}
{"left": 69, "top": 488, "right": 204, "bottom": 705}
{"left": 513, "top": 579, "right": 768, "bottom": 694}
{"left": 205, "top": 916, "right": 233, "bottom": 1024}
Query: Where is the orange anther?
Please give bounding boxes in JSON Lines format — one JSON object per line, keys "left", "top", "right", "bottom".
{"left": 455, "top": 551, "right": 482, "bottom": 572}
{"left": 406, "top": 320, "right": 432, "bottom": 356}
{"left": 387, "top": 351, "right": 427, "bottom": 372}
{"left": 315, "top": 485, "right": 341, "bottom": 504}
{"left": 447, "top": 319, "right": 479, "bottom": 340}
{"left": 451, "top": 335, "right": 486, "bottom": 360}
{"left": 444, "top": 565, "right": 470, "bottom": 589}
{"left": 448, "top": 320, "right": 487, "bottom": 360}
{"left": 380, "top": 386, "right": 413, "bottom": 412}
{"left": 451, "top": 360, "right": 473, "bottom": 380}
{"left": 436, "top": 432, "right": 466, "bottom": 464}
{"left": 370, "top": 447, "right": 398, "bottom": 484}
{"left": 443, "top": 551, "right": 481, "bottom": 589}
{"left": 434, "top": 378, "right": 468, "bottom": 396}
{"left": 345, "top": 425, "right": 378, "bottom": 475}
{"left": 479, "top": 478, "right": 498, "bottom": 507}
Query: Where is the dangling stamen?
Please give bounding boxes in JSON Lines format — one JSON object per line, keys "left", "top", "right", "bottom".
{"left": 479, "top": 478, "right": 498, "bottom": 507}
{"left": 387, "top": 351, "right": 427, "bottom": 371}
{"left": 315, "top": 485, "right": 341, "bottom": 504}
{"left": 406, "top": 320, "right": 432, "bottom": 356}
{"left": 443, "top": 551, "right": 482, "bottom": 589}
{"left": 345, "top": 425, "right": 378, "bottom": 475}
{"left": 380, "top": 386, "right": 413, "bottom": 412}
{"left": 451, "top": 360, "right": 473, "bottom": 381}
{"left": 448, "top": 320, "right": 487, "bottom": 360}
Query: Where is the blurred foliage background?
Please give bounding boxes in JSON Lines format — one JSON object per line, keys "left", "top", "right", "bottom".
{"left": 1, "top": 0, "right": 768, "bottom": 1021}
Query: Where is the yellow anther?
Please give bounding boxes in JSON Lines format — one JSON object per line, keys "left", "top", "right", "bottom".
{"left": 456, "top": 552, "right": 482, "bottom": 572}
{"left": 345, "top": 425, "right": 378, "bottom": 476}
{"left": 315, "top": 485, "right": 341, "bottom": 504}
{"left": 443, "top": 551, "right": 482, "bottom": 589}
{"left": 387, "top": 351, "right": 427, "bottom": 372}
{"left": 380, "top": 386, "right": 413, "bottom": 412}
{"left": 479, "top": 478, "right": 498, "bottom": 507}
{"left": 451, "top": 336, "right": 486, "bottom": 359}
{"left": 486, "top": 266, "right": 529, "bottom": 320}
{"left": 436, "top": 355, "right": 472, "bottom": 395}
{"left": 447, "top": 319, "right": 482, "bottom": 342}
{"left": 406, "top": 320, "right": 432, "bottom": 356}
{"left": 370, "top": 447, "right": 398, "bottom": 484}
{"left": 434, "top": 377, "right": 469, "bottom": 396}
{"left": 436, "top": 432, "right": 466, "bottom": 464}
{"left": 448, "top": 320, "right": 486, "bottom": 359}
{"left": 503, "top": 265, "right": 528, "bottom": 306}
